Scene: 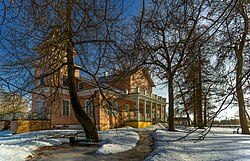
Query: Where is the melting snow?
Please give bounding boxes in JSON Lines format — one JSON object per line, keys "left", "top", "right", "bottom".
{"left": 0, "top": 125, "right": 249, "bottom": 161}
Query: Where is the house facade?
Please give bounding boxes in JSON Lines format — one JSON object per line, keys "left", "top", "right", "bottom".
{"left": 32, "top": 67, "right": 167, "bottom": 130}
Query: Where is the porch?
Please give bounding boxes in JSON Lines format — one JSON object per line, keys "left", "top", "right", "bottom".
{"left": 123, "top": 88, "right": 167, "bottom": 128}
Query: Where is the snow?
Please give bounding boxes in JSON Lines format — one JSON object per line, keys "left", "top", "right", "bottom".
{"left": 145, "top": 127, "right": 250, "bottom": 161}
{"left": 0, "top": 130, "right": 78, "bottom": 161}
{"left": 0, "top": 144, "right": 31, "bottom": 161}
{"left": 0, "top": 125, "right": 249, "bottom": 161}
{"left": 96, "top": 130, "right": 139, "bottom": 154}
{"left": 0, "top": 128, "right": 141, "bottom": 161}
{"left": 0, "top": 130, "right": 14, "bottom": 137}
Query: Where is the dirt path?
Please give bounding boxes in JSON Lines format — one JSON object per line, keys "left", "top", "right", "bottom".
{"left": 28, "top": 131, "right": 153, "bottom": 161}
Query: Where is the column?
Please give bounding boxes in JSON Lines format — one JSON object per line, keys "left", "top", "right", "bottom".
{"left": 144, "top": 99, "right": 147, "bottom": 121}
{"left": 163, "top": 104, "right": 166, "bottom": 122}
{"left": 154, "top": 103, "right": 157, "bottom": 118}
{"left": 159, "top": 104, "right": 162, "bottom": 121}
{"left": 150, "top": 102, "right": 152, "bottom": 121}
{"left": 155, "top": 104, "right": 158, "bottom": 118}
{"left": 136, "top": 96, "right": 139, "bottom": 121}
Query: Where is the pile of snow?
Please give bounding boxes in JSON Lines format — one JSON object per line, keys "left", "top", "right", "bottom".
{"left": 145, "top": 127, "right": 250, "bottom": 161}
{"left": 0, "top": 144, "right": 31, "bottom": 161}
{"left": 96, "top": 130, "right": 139, "bottom": 154}
{"left": 0, "top": 127, "right": 142, "bottom": 160}
{"left": 0, "top": 130, "right": 79, "bottom": 161}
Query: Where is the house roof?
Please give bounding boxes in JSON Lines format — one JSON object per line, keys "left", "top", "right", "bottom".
{"left": 77, "top": 75, "right": 124, "bottom": 94}
{"left": 98, "top": 67, "right": 155, "bottom": 87}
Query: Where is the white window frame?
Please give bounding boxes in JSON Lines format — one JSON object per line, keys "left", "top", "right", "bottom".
{"left": 36, "top": 99, "right": 48, "bottom": 119}
{"left": 85, "top": 100, "right": 93, "bottom": 115}
{"left": 37, "top": 100, "right": 44, "bottom": 114}
{"left": 106, "top": 101, "right": 118, "bottom": 116}
{"left": 62, "top": 99, "right": 70, "bottom": 116}
{"left": 125, "top": 104, "right": 130, "bottom": 120}
{"left": 78, "top": 82, "right": 84, "bottom": 91}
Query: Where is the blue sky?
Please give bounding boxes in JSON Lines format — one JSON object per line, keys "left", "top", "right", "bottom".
{"left": 123, "top": 0, "right": 169, "bottom": 99}
{"left": 124, "top": 0, "right": 142, "bottom": 17}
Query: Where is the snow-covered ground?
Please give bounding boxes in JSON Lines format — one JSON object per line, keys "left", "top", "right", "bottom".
{"left": 0, "top": 125, "right": 249, "bottom": 161}
{"left": 0, "top": 130, "right": 77, "bottom": 161}
{"left": 145, "top": 127, "right": 250, "bottom": 161}
{"left": 0, "top": 128, "right": 142, "bottom": 161}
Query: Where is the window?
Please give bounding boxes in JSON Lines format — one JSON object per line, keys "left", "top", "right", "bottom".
{"left": 37, "top": 100, "right": 46, "bottom": 119}
{"left": 125, "top": 104, "right": 130, "bottom": 120}
{"left": 37, "top": 101, "right": 44, "bottom": 113}
{"left": 85, "top": 100, "right": 93, "bottom": 115}
{"left": 78, "top": 82, "right": 84, "bottom": 90}
{"left": 62, "top": 100, "right": 70, "bottom": 116}
{"left": 106, "top": 101, "right": 118, "bottom": 116}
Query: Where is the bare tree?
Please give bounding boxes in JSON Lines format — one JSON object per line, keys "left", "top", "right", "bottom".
{"left": 234, "top": 1, "right": 250, "bottom": 134}
{"left": 135, "top": 0, "right": 208, "bottom": 131}
{"left": 0, "top": 0, "right": 125, "bottom": 141}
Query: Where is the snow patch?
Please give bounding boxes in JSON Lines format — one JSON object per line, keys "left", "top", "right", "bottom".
{"left": 96, "top": 130, "right": 139, "bottom": 154}
{"left": 0, "top": 144, "right": 32, "bottom": 161}
{"left": 145, "top": 127, "right": 250, "bottom": 161}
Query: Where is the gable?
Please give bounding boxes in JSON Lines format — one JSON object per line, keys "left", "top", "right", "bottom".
{"left": 129, "top": 67, "right": 155, "bottom": 93}
{"left": 131, "top": 68, "right": 155, "bottom": 87}
{"left": 97, "top": 67, "right": 155, "bottom": 92}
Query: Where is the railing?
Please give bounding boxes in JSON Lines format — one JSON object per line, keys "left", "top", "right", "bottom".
{"left": 126, "top": 87, "right": 167, "bottom": 102}
{"left": 124, "top": 112, "right": 165, "bottom": 122}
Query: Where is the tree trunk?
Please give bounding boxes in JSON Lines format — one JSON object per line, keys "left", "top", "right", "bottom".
{"left": 168, "top": 77, "right": 175, "bottom": 131}
{"left": 65, "top": 0, "right": 99, "bottom": 141}
{"left": 234, "top": 2, "right": 249, "bottom": 134}
{"left": 193, "top": 85, "right": 197, "bottom": 127}
{"left": 177, "top": 82, "right": 191, "bottom": 126}
{"left": 203, "top": 94, "right": 207, "bottom": 127}
{"left": 66, "top": 48, "right": 99, "bottom": 141}
{"left": 235, "top": 48, "right": 249, "bottom": 134}
{"left": 196, "top": 53, "right": 203, "bottom": 128}
{"left": 204, "top": 84, "right": 212, "bottom": 127}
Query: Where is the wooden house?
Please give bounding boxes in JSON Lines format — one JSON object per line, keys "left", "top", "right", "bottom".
{"left": 31, "top": 65, "right": 167, "bottom": 130}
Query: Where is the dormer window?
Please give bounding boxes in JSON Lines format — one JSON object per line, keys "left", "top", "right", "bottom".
{"left": 78, "top": 82, "right": 84, "bottom": 90}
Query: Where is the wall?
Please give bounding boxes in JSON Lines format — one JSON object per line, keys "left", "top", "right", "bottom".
{"left": 6, "top": 120, "right": 51, "bottom": 133}
{"left": 98, "top": 94, "right": 136, "bottom": 130}
{"left": 15, "top": 120, "right": 50, "bottom": 134}
{"left": 124, "top": 121, "right": 152, "bottom": 128}
{"left": 130, "top": 69, "right": 153, "bottom": 93}
{"left": 50, "top": 94, "right": 79, "bottom": 126}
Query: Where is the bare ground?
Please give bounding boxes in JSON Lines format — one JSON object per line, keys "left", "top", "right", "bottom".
{"left": 27, "top": 131, "right": 153, "bottom": 161}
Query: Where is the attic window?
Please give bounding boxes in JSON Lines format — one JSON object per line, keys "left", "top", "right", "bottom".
{"left": 78, "top": 82, "right": 84, "bottom": 90}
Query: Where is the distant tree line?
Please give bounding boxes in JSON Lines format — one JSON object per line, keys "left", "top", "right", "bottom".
{"left": 216, "top": 119, "right": 241, "bottom": 125}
